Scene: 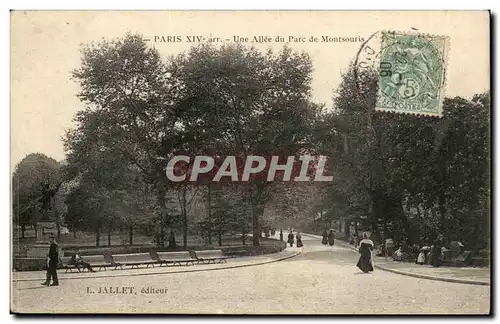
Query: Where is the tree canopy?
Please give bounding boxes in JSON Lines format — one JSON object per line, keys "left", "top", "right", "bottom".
{"left": 15, "top": 33, "right": 489, "bottom": 251}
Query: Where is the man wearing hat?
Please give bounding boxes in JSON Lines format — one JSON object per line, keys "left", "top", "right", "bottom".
{"left": 42, "top": 235, "right": 59, "bottom": 286}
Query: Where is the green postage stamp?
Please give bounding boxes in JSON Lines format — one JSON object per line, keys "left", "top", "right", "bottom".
{"left": 375, "top": 31, "right": 450, "bottom": 117}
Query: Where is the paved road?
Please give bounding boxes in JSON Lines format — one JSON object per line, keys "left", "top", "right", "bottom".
{"left": 11, "top": 235, "right": 490, "bottom": 314}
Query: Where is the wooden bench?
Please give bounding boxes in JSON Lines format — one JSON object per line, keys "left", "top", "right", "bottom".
{"left": 229, "top": 249, "right": 247, "bottom": 258}
{"left": 60, "top": 256, "right": 80, "bottom": 273}
{"left": 156, "top": 251, "right": 198, "bottom": 266}
{"left": 194, "top": 250, "right": 228, "bottom": 264}
{"left": 453, "top": 251, "right": 473, "bottom": 267}
{"left": 472, "top": 257, "right": 489, "bottom": 267}
{"left": 111, "top": 253, "right": 158, "bottom": 269}
{"left": 82, "top": 255, "right": 111, "bottom": 271}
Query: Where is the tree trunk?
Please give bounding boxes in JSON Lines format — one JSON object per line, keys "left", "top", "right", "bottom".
{"left": 252, "top": 205, "right": 261, "bottom": 247}
{"left": 55, "top": 209, "right": 61, "bottom": 239}
{"left": 157, "top": 184, "right": 167, "bottom": 248}
{"left": 207, "top": 184, "right": 212, "bottom": 245}
{"left": 396, "top": 200, "right": 410, "bottom": 243}
{"left": 73, "top": 230, "right": 77, "bottom": 240}
{"left": 20, "top": 224, "right": 26, "bottom": 239}
{"left": 95, "top": 229, "right": 100, "bottom": 247}
{"left": 129, "top": 226, "right": 133, "bottom": 246}
{"left": 160, "top": 228, "right": 165, "bottom": 248}
{"left": 241, "top": 228, "right": 246, "bottom": 245}
{"left": 250, "top": 184, "right": 266, "bottom": 247}
{"left": 182, "top": 189, "right": 188, "bottom": 249}
{"left": 439, "top": 193, "right": 446, "bottom": 234}
{"left": 108, "top": 228, "right": 112, "bottom": 246}
{"left": 218, "top": 231, "right": 222, "bottom": 247}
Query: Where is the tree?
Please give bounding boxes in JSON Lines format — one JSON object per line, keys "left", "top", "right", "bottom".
{"left": 172, "top": 44, "right": 320, "bottom": 246}
{"left": 198, "top": 184, "right": 252, "bottom": 246}
{"left": 318, "top": 63, "right": 490, "bottom": 247}
{"left": 12, "top": 153, "right": 62, "bottom": 238}
{"left": 66, "top": 33, "right": 185, "bottom": 243}
{"left": 65, "top": 182, "right": 110, "bottom": 246}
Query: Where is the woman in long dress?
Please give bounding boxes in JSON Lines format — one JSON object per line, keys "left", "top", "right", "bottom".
{"left": 356, "top": 233, "right": 374, "bottom": 273}
{"left": 431, "top": 235, "right": 443, "bottom": 267}
{"left": 296, "top": 232, "right": 303, "bottom": 247}
{"left": 416, "top": 250, "right": 426, "bottom": 265}
{"left": 321, "top": 229, "right": 328, "bottom": 245}
{"left": 287, "top": 232, "right": 295, "bottom": 247}
{"left": 327, "top": 230, "right": 335, "bottom": 246}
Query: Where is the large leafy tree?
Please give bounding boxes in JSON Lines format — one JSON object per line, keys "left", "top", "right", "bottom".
{"left": 172, "top": 44, "right": 320, "bottom": 246}
{"left": 318, "top": 64, "right": 490, "bottom": 247}
{"left": 66, "top": 33, "right": 184, "bottom": 241}
{"left": 12, "top": 153, "right": 63, "bottom": 238}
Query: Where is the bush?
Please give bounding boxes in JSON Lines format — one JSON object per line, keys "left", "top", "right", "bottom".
{"left": 13, "top": 258, "right": 47, "bottom": 271}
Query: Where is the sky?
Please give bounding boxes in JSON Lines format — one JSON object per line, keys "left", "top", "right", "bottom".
{"left": 10, "top": 10, "right": 490, "bottom": 168}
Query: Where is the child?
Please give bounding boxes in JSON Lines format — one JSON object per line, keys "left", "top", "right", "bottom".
{"left": 416, "top": 250, "right": 426, "bottom": 265}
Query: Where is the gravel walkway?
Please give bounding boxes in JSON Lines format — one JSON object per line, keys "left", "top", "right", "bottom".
{"left": 11, "top": 234, "right": 490, "bottom": 314}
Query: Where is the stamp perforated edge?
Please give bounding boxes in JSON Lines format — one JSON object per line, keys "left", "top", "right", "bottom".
{"left": 373, "top": 30, "right": 451, "bottom": 118}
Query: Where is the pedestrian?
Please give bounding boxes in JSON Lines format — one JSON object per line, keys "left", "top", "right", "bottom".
{"left": 296, "top": 232, "right": 303, "bottom": 247}
{"left": 279, "top": 229, "right": 284, "bottom": 242}
{"left": 431, "top": 234, "right": 444, "bottom": 267}
{"left": 327, "top": 229, "right": 335, "bottom": 246}
{"left": 393, "top": 247, "right": 403, "bottom": 261}
{"left": 356, "top": 232, "right": 374, "bottom": 273}
{"left": 385, "top": 237, "right": 394, "bottom": 261}
{"left": 69, "top": 250, "right": 96, "bottom": 272}
{"left": 168, "top": 231, "right": 177, "bottom": 249}
{"left": 350, "top": 233, "right": 359, "bottom": 246}
{"left": 321, "top": 229, "right": 328, "bottom": 245}
{"left": 416, "top": 250, "right": 426, "bottom": 265}
{"left": 41, "top": 235, "right": 59, "bottom": 286}
{"left": 287, "top": 231, "right": 295, "bottom": 247}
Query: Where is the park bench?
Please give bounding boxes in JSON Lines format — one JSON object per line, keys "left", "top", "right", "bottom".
{"left": 155, "top": 251, "right": 198, "bottom": 266}
{"left": 454, "top": 251, "right": 473, "bottom": 267}
{"left": 471, "top": 256, "right": 489, "bottom": 267}
{"left": 229, "top": 249, "right": 247, "bottom": 258}
{"left": 194, "top": 250, "right": 228, "bottom": 264}
{"left": 60, "top": 254, "right": 112, "bottom": 272}
{"left": 82, "top": 255, "right": 111, "bottom": 271}
{"left": 60, "top": 256, "right": 80, "bottom": 273}
{"left": 111, "top": 253, "right": 158, "bottom": 270}
{"left": 472, "top": 250, "right": 490, "bottom": 267}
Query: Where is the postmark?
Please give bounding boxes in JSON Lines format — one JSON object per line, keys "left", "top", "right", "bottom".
{"left": 374, "top": 31, "right": 450, "bottom": 117}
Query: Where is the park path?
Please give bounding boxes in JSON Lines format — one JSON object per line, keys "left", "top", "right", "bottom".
{"left": 11, "top": 233, "right": 490, "bottom": 314}
{"left": 301, "top": 232, "right": 490, "bottom": 285}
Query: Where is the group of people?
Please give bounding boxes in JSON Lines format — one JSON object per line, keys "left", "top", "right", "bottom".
{"left": 277, "top": 228, "right": 303, "bottom": 248}
{"left": 321, "top": 229, "right": 336, "bottom": 246}
{"left": 287, "top": 231, "right": 303, "bottom": 247}
{"left": 379, "top": 234, "right": 446, "bottom": 267}
{"left": 413, "top": 234, "right": 445, "bottom": 267}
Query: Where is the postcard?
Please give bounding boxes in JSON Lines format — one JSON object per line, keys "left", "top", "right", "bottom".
{"left": 10, "top": 10, "right": 490, "bottom": 314}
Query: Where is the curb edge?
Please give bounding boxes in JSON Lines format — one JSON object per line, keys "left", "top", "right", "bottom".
{"left": 374, "top": 264, "right": 490, "bottom": 286}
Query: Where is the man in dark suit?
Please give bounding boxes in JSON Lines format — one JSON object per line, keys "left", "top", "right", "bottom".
{"left": 41, "top": 235, "right": 59, "bottom": 286}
